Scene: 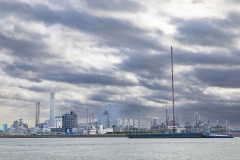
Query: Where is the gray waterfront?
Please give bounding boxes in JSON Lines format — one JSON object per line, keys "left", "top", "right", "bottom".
{"left": 0, "top": 138, "right": 239, "bottom": 160}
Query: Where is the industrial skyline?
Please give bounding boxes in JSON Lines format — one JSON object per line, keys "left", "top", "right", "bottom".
{"left": 0, "top": 92, "right": 236, "bottom": 130}
{"left": 0, "top": 0, "right": 240, "bottom": 127}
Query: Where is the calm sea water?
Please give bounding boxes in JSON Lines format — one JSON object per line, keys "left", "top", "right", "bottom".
{"left": 0, "top": 137, "right": 239, "bottom": 160}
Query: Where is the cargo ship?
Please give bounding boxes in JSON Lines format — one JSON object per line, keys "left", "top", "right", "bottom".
{"left": 127, "top": 133, "right": 234, "bottom": 138}
{"left": 127, "top": 133, "right": 202, "bottom": 138}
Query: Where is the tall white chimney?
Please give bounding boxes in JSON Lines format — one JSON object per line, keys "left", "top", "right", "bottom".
{"left": 19, "top": 111, "right": 23, "bottom": 126}
{"left": 50, "top": 93, "right": 55, "bottom": 127}
{"left": 35, "top": 102, "right": 40, "bottom": 127}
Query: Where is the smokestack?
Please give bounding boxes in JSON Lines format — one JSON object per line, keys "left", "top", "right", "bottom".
{"left": 226, "top": 120, "right": 228, "bottom": 133}
{"left": 35, "top": 102, "right": 40, "bottom": 127}
{"left": 50, "top": 93, "right": 55, "bottom": 127}
{"left": 19, "top": 111, "right": 23, "bottom": 126}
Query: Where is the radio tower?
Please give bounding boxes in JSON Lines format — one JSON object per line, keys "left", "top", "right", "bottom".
{"left": 171, "top": 46, "right": 176, "bottom": 133}
{"left": 166, "top": 109, "right": 168, "bottom": 128}
{"left": 86, "top": 109, "right": 89, "bottom": 128}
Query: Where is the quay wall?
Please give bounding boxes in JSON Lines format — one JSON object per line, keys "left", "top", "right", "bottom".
{"left": 0, "top": 134, "right": 127, "bottom": 138}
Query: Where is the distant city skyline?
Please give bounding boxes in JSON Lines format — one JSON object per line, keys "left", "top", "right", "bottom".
{"left": 0, "top": 0, "right": 240, "bottom": 128}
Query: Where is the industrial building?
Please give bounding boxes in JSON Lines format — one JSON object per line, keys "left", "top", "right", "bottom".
{"left": 2, "top": 124, "right": 8, "bottom": 132}
{"left": 13, "top": 120, "right": 19, "bottom": 132}
{"left": 39, "top": 119, "right": 50, "bottom": 128}
{"left": 62, "top": 111, "right": 78, "bottom": 133}
{"left": 55, "top": 116, "right": 62, "bottom": 128}
{"left": 51, "top": 111, "right": 78, "bottom": 133}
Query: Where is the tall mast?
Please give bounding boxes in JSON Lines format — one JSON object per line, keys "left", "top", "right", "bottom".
{"left": 166, "top": 109, "right": 168, "bottom": 129}
{"left": 138, "top": 109, "right": 141, "bottom": 132}
{"left": 171, "top": 46, "right": 176, "bottom": 133}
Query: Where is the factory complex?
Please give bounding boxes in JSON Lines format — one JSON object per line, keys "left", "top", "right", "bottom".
{"left": 1, "top": 93, "right": 138, "bottom": 135}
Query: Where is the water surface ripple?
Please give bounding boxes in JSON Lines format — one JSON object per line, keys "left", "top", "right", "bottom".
{"left": 0, "top": 138, "right": 239, "bottom": 160}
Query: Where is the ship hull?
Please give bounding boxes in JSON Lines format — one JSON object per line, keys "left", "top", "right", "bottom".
{"left": 202, "top": 134, "right": 234, "bottom": 138}
{"left": 127, "top": 133, "right": 202, "bottom": 138}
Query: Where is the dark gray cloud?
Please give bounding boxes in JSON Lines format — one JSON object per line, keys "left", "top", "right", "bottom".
{"left": 173, "top": 49, "right": 240, "bottom": 66}
{"left": 89, "top": 94, "right": 109, "bottom": 102}
{"left": 2, "top": 61, "right": 41, "bottom": 80}
{"left": 143, "top": 92, "right": 170, "bottom": 104}
{"left": 176, "top": 16, "right": 239, "bottom": 47}
{"left": 229, "top": 0, "right": 240, "bottom": 4}
{"left": 10, "top": 61, "right": 40, "bottom": 72}
{"left": 119, "top": 50, "right": 168, "bottom": 77}
{"left": 85, "top": 0, "right": 145, "bottom": 12}
{"left": 41, "top": 72, "right": 136, "bottom": 86}
{"left": 175, "top": 102, "right": 240, "bottom": 126}
{"left": 0, "top": 33, "right": 52, "bottom": 60}
{"left": 3, "top": 63, "right": 28, "bottom": 79}
{"left": 2, "top": 60, "right": 137, "bottom": 87}
{"left": 0, "top": 1, "right": 162, "bottom": 52}
{"left": 194, "top": 68, "right": 240, "bottom": 88}
{"left": 217, "top": 12, "right": 240, "bottom": 29}
{"left": 19, "top": 86, "right": 48, "bottom": 93}
{"left": 3, "top": 61, "right": 139, "bottom": 87}
{"left": 0, "top": 1, "right": 60, "bottom": 23}
{"left": 139, "top": 79, "right": 170, "bottom": 91}
{"left": 27, "top": 78, "right": 42, "bottom": 83}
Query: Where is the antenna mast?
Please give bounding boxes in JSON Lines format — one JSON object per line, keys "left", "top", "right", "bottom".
{"left": 86, "top": 109, "right": 89, "bottom": 129}
{"left": 166, "top": 109, "right": 168, "bottom": 129}
{"left": 171, "top": 46, "right": 176, "bottom": 133}
{"left": 138, "top": 109, "right": 141, "bottom": 132}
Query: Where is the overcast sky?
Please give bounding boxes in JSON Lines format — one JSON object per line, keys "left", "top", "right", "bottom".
{"left": 0, "top": 0, "right": 240, "bottom": 128}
